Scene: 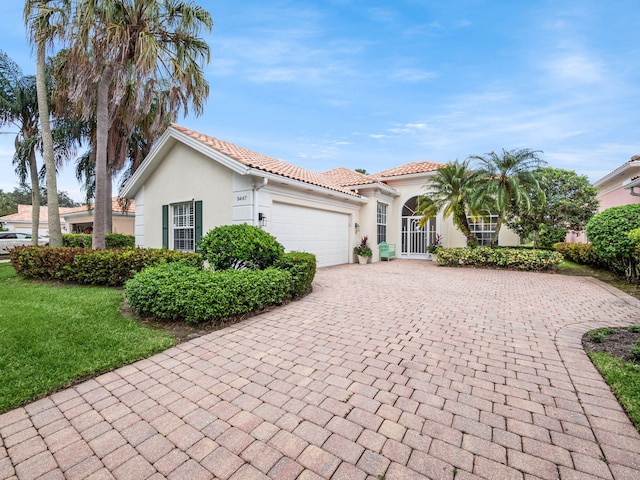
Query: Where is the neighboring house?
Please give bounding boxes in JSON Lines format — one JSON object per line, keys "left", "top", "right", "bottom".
{"left": 593, "top": 155, "right": 640, "bottom": 212}
{"left": 121, "top": 124, "right": 520, "bottom": 267}
{"left": 0, "top": 198, "right": 135, "bottom": 236}
{"left": 564, "top": 155, "right": 640, "bottom": 244}
{"left": 0, "top": 205, "right": 75, "bottom": 237}
{"left": 61, "top": 198, "right": 135, "bottom": 234}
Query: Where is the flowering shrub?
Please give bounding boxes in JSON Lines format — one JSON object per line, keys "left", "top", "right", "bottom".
{"left": 435, "top": 247, "right": 562, "bottom": 271}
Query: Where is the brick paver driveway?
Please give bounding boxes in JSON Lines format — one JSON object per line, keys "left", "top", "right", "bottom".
{"left": 2, "top": 260, "right": 640, "bottom": 480}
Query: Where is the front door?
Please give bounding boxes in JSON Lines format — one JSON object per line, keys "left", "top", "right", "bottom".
{"left": 400, "top": 196, "right": 437, "bottom": 258}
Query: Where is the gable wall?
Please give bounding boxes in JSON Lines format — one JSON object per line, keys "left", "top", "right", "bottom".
{"left": 139, "top": 142, "right": 234, "bottom": 248}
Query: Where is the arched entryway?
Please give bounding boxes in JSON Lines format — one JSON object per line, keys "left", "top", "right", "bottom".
{"left": 401, "top": 196, "right": 438, "bottom": 258}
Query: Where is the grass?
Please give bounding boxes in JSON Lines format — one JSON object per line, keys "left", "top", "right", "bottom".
{"left": 0, "top": 263, "right": 175, "bottom": 413}
{"left": 587, "top": 351, "right": 640, "bottom": 431}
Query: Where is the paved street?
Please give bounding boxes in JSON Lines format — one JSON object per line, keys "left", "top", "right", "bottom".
{"left": 2, "top": 260, "right": 640, "bottom": 479}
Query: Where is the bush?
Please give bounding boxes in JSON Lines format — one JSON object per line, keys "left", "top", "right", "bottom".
{"left": 586, "top": 204, "right": 640, "bottom": 277}
{"left": 539, "top": 225, "right": 566, "bottom": 249}
{"left": 274, "top": 251, "right": 316, "bottom": 298}
{"left": 554, "top": 242, "right": 600, "bottom": 265}
{"left": 63, "top": 233, "right": 135, "bottom": 249}
{"left": 9, "top": 246, "right": 202, "bottom": 286}
{"left": 199, "top": 224, "right": 284, "bottom": 270}
{"left": 125, "top": 263, "right": 292, "bottom": 323}
{"left": 435, "top": 247, "right": 563, "bottom": 271}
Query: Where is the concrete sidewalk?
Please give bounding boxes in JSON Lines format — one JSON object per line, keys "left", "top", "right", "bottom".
{"left": 2, "top": 260, "right": 640, "bottom": 479}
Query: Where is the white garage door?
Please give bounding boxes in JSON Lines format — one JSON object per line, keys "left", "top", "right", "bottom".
{"left": 270, "top": 203, "right": 349, "bottom": 267}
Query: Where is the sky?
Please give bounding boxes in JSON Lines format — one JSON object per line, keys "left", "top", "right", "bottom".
{"left": 0, "top": 0, "right": 639, "bottom": 202}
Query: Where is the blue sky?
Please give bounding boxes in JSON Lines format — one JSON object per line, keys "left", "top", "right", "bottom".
{"left": 1, "top": 0, "right": 639, "bottom": 202}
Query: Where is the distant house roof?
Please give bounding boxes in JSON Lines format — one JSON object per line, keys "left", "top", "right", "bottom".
{"left": 372, "top": 161, "right": 444, "bottom": 179}
{"left": 171, "top": 124, "right": 360, "bottom": 198}
{"left": 0, "top": 204, "right": 76, "bottom": 223}
{"left": 0, "top": 198, "right": 134, "bottom": 225}
{"left": 62, "top": 197, "right": 135, "bottom": 216}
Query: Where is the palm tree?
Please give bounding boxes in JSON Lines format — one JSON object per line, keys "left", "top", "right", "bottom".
{"left": 64, "top": 0, "right": 212, "bottom": 249}
{"left": 417, "top": 160, "right": 489, "bottom": 246}
{"left": 0, "top": 51, "right": 42, "bottom": 244}
{"left": 24, "top": 0, "right": 70, "bottom": 247}
{"left": 469, "top": 148, "right": 545, "bottom": 246}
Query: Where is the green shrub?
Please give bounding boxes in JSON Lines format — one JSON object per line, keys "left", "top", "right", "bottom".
{"left": 586, "top": 204, "right": 640, "bottom": 277}
{"left": 199, "top": 224, "right": 284, "bottom": 270}
{"left": 274, "top": 251, "right": 316, "bottom": 298}
{"left": 62, "top": 233, "right": 135, "bottom": 249}
{"left": 9, "top": 246, "right": 201, "bottom": 286}
{"left": 539, "top": 225, "right": 567, "bottom": 249}
{"left": 435, "top": 247, "right": 563, "bottom": 271}
{"left": 554, "top": 242, "right": 600, "bottom": 265}
{"left": 125, "top": 263, "right": 292, "bottom": 323}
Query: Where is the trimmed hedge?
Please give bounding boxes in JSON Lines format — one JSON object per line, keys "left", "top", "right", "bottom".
{"left": 199, "top": 224, "right": 284, "bottom": 270}
{"left": 554, "top": 242, "right": 600, "bottom": 266}
{"left": 586, "top": 204, "right": 640, "bottom": 277}
{"left": 274, "top": 251, "right": 317, "bottom": 298}
{"left": 62, "top": 233, "right": 135, "bottom": 249}
{"left": 125, "top": 263, "right": 292, "bottom": 323}
{"left": 436, "top": 247, "right": 563, "bottom": 271}
{"left": 9, "top": 246, "right": 202, "bottom": 286}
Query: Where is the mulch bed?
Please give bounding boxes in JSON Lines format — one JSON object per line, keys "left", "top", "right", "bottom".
{"left": 582, "top": 327, "right": 640, "bottom": 364}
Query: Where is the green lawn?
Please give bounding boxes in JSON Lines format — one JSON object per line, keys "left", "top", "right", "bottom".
{"left": 588, "top": 351, "right": 640, "bottom": 431}
{"left": 0, "top": 263, "right": 175, "bottom": 413}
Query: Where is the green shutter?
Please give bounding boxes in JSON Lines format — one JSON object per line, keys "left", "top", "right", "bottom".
{"left": 195, "top": 200, "right": 203, "bottom": 250}
{"left": 162, "top": 205, "right": 169, "bottom": 249}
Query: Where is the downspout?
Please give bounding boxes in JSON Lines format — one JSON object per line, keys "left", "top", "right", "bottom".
{"left": 252, "top": 177, "right": 268, "bottom": 227}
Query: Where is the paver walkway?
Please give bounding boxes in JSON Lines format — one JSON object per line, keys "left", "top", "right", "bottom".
{"left": 2, "top": 260, "right": 640, "bottom": 480}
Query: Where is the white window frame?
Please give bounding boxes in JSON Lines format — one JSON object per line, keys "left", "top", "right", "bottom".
{"left": 172, "top": 201, "right": 195, "bottom": 251}
{"left": 377, "top": 202, "right": 388, "bottom": 244}
{"left": 467, "top": 213, "right": 498, "bottom": 247}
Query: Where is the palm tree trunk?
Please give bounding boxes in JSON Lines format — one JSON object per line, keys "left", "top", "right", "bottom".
{"left": 106, "top": 167, "right": 113, "bottom": 234}
{"left": 92, "top": 64, "right": 113, "bottom": 249}
{"left": 28, "top": 150, "right": 40, "bottom": 245}
{"left": 491, "top": 216, "right": 503, "bottom": 247}
{"left": 35, "top": 43, "right": 62, "bottom": 247}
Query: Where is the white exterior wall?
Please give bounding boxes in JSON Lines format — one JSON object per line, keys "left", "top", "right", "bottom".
{"left": 139, "top": 142, "right": 234, "bottom": 248}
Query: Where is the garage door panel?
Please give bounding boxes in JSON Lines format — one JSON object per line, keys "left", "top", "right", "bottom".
{"left": 270, "top": 203, "right": 349, "bottom": 267}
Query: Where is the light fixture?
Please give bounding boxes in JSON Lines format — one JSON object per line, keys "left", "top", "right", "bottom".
{"left": 258, "top": 212, "right": 267, "bottom": 227}
{"left": 354, "top": 222, "right": 360, "bottom": 233}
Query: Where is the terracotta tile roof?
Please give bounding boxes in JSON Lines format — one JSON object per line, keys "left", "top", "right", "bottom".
{"left": 0, "top": 205, "right": 76, "bottom": 222}
{"left": 321, "top": 167, "right": 377, "bottom": 187}
{"left": 372, "top": 161, "right": 444, "bottom": 178}
{"left": 62, "top": 197, "right": 135, "bottom": 215}
{"left": 172, "top": 124, "right": 360, "bottom": 197}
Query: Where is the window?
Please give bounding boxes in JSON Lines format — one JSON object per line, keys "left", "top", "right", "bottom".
{"left": 467, "top": 214, "right": 498, "bottom": 246}
{"left": 173, "top": 202, "right": 195, "bottom": 251}
{"left": 377, "top": 202, "right": 387, "bottom": 244}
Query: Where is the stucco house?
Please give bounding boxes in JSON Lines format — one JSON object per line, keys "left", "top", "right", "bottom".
{"left": 0, "top": 198, "right": 135, "bottom": 236}
{"left": 593, "top": 155, "right": 640, "bottom": 212}
{"left": 121, "top": 124, "right": 519, "bottom": 267}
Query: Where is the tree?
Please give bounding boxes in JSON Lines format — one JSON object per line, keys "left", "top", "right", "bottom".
{"left": 24, "top": 0, "right": 69, "bottom": 247}
{"left": 469, "top": 148, "right": 545, "bottom": 246}
{"left": 417, "top": 160, "right": 489, "bottom": 246}
{"left": 64, "top": 0, "right": 212, "bottom": 249}
{"left": 505, "top": 167, "right": 599, "bottom": 248}
{"left": 0, "top": 50, "right": 42, "bottom": 244}
{"left": 0, "top": 189, "right": 16, "bottom": 217}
